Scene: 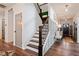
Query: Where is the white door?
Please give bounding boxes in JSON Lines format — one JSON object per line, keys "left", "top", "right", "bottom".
{"left": 15, "top": 13, "right": 22, "bottom": 48}
{"left": 8, "top": 8, "right": 14, "bottom": 43}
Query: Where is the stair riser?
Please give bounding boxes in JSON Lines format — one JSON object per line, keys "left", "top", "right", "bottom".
{"left": 36, "top": 32, "right": 48, "bottom": 34}
{"left": 27, "top": 44, "right": 38, "bottom": 49}
{"left": 32, "top": 38, "right": 39, "bottom": 41}
{"left": 30, "top": 40, "right": 39, "bottom": 43}
{"left": 33, "top": 36, "right": 46, "bottom": 39}
{"left": 34, "top": 34, "right": 47, "bottom": 37}
{"left": 29, "top": 42, "right": 39, "bottom": 46}
{"left": 26, "top": 46, "right": 38, "bottom": 53}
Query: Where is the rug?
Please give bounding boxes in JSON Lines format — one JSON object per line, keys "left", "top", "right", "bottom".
{"left": 0, "top": 50, "right": 15, "bottom": 56}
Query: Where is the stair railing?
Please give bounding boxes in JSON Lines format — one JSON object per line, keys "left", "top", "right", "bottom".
{"left": 37, "top": 3, "right": 48, "bottom": 24}
{"left": 37, "top": 3, "right": 42, "bottom": 20}
{"left": 38, "top": 17, "right": 48, "bottom": 56}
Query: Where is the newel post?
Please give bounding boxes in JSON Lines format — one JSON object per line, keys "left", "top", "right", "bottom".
{"left": 38, "top": 26, "right": 43, "bottom": 56}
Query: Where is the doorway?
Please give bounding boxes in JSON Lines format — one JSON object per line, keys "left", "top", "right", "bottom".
{"left": 8, "top": 8, "right": 14, "bottom": 43}
{"left": 63, "top": 24, "right": 69, "bottom": 37}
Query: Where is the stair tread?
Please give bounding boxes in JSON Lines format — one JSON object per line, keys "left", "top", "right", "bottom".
{"left": 37, "top": 28, "right": 48, "bottom": 30}
{"left": 33, "top": 36, "right": 39, "bottom": 38}
{"left": 30, "top": 40, "right": 39, "bottom": 43}
{"left": 33, "top": 36, "right": 45, "bottom": 39}
{"left": 35, "top": 32, "right": 47, "bottom": 35}
{"left": 29, "top": 42, "right": 39, "bottom": 46}
{"left": 32, "top": 38, "right": 39, "bottom": 41}
{"left": 26, "top": 46, "right": 38, "bottom": 53}
{"left": 27, "top": 44, "right": 38, "bottom": 49}
{"left": 34, "top": 34, "right": 47, "bottom": 37}
{"left": 37, "top": 29, "right": 48, "bottom": 32}
{"left": 34, "top": 34, "right": 39, "bottom": 37}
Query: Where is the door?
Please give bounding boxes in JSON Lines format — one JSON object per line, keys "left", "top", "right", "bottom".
{"left": 8, "top": 8, "right": 14, "bottom": 43}
{"left": 15, "top": 13, "right": 22, "bottom": 48}
{"left": 63, "top": 24, "right": 69, "bottom": 37}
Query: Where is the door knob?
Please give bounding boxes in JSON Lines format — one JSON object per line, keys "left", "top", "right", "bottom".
{"left": 15, "top": 31, "right": 16, "bottom": 32}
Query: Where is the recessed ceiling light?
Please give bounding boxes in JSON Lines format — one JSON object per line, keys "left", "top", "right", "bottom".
{"left": 65, "top": 4, "right": 69, "bottom": 12}
{"left": 65, "top": 8, "right": 68, "bottom": 12}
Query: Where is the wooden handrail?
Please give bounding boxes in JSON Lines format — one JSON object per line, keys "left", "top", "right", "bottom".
{"left": 37, "top": 3, "right": 43, "bottom": 20}
{"left": 39, "top": 3, "right": 48, "bottom": 6}
{"left": 37, "top": 3, "right": 42, "bottom": 13}
{"left": 42, "top": 17, "right": 49, "bottom": 27}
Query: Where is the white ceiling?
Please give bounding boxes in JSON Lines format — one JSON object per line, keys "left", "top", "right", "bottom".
{"left": 0, "top": 3, "right": 79, "bottom": 20}
{"left": 50, "top": 3, "right": 79, "bottom": 19}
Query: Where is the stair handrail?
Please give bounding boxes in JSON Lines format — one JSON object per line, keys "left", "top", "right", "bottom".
{"left": 39, "top": 3, "right": 48, "bottom": 6}
{"left": 37, "top": 3, "right": 42, "bottom": 20}
{"left": 37, "top": 3, "right": 42, "bottom": 13}
{"left": 42, "top": 17, "right": 49, "bottom": 28}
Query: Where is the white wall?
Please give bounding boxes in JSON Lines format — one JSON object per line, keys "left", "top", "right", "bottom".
{"left": 22, "top": 3, "right": 42, "bottom": 49}
{"left": 4, "top": 3, "right": 42, "bottom": 49}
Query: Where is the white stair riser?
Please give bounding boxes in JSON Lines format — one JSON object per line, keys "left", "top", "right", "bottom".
{"left": 37, "top": 29, "right": 48, "bottom": 31}
{"left": 34, "top": 34, "right": 39, "bottom": 37}
{"left": 29, "top": 42, "right": 39, "bottom": 46}
{"left": 36, "top": 32, "right": 48, "bottom": 35}
{"left": 34, "top": 34, "right": 47, "bottom": 37}
{"left": 32, "top": 38, "right": 39, "bottom": 41}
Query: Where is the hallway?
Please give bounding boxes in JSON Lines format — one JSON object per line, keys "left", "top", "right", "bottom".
{"left": 45, "top": 37, "right": 79, "bottom": 56}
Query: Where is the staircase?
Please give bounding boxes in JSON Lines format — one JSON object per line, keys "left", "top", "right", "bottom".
{"left": 26, "top": 24, "right": 48, "bottom": 55}
{"left": 25, "top": 3, "right": 48, "bottom": 56}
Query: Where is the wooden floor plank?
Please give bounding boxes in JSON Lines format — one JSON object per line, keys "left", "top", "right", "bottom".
{"left": 0, "top": 40, "right": 38, "bottom": 56}
{"left": 45, "top": 37, "right": 79, "bottom": 56}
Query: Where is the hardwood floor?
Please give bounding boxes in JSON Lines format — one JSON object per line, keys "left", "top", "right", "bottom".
{"left": 45, "top": 37, "right": 79, "bottom": 56}
{"left": 0, "top": 37, "right": 79, "bottom": 56}
{"left": 0, "top": 40, "right": 38, "bottom": 56}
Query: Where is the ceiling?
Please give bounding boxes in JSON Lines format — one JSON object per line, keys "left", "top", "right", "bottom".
{"left": 0, "top": 3, "right": 79, "bottom": 20}
{"left": 50, "top": 3, "right": 79, "bottom": 20}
